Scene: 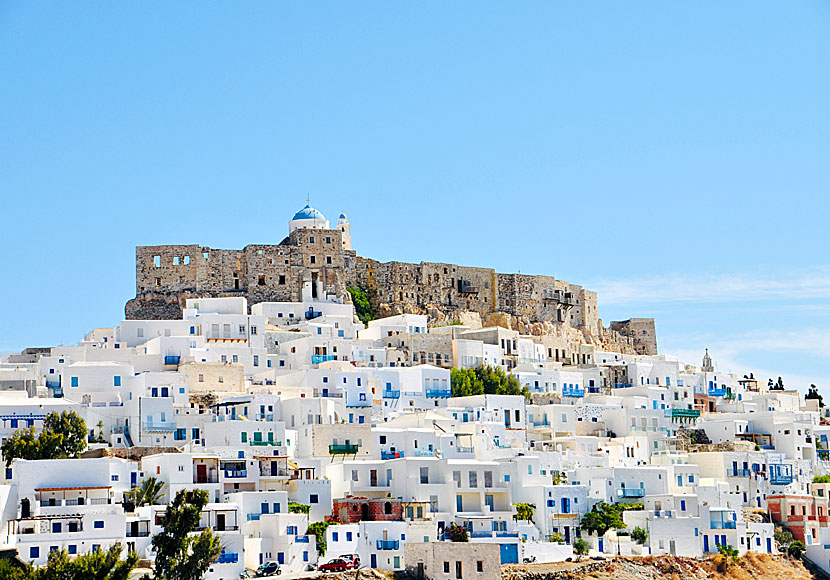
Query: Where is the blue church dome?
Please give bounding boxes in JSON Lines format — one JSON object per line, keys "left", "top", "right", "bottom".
{"left": 292, "top": 204, "right": 326, "bottom": 221}
{"left": 339, "top": 212, "right": 348, "bottom": 219}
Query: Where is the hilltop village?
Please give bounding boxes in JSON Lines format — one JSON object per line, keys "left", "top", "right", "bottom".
{"left": 1, "top": 204, "right": 829, "bottom": 579}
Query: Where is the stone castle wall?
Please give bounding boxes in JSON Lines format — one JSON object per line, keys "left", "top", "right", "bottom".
{"left": 126, "top": 230, "right": 657, "bottom": 356}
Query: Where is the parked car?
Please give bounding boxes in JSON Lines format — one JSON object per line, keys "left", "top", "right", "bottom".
{"left": 318, "top": 558, "right": 350, "bottom": 573}
{"left": 255, "top": 562, "right": 281, "bottom": 576}
{"left": 339, "top": 554, "right": 361, "bottom": 569}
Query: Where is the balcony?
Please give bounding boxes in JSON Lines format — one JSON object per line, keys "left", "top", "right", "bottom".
{"left": 458, "top": 281, "right": 479, "bottom": 294}
{"left": 142, "top": 420, "right": 176, "bottom": 432}
{"left": 614, "top": 383, "right": 633, "bottom": 389}
{"left": 250, "top": 439, "right": 278, "bottom": 446}
{"left": 562, "top": 387, "right": 585, "bottom": 398}
{"left": 425, "top": 389, "right": 452, "bottom": 398}
{"left": 617, "top": 488, "right": 645, "bottom": 498}
{"left": 631, "top": 425, "right": 667, "bottom": 433}
{"left": 708, "top": 387, "right": 727, "bottom": 397}
{"left": 711, "top": 520, "right": 737, "bottom": 530}
{"left": 728, "top": 468, "right": 752, "bottom": 477}
{"left": 769, "top": 464, "right": 794, "bottom": 485}
{"left": 329, "top": 444, "right": 359, "bottom": 455}
{"left": 456, "top": 446, "right": 474, "bottom": 454}
{"left": 530, "top": 420, "right": 550, "bottom": 427}
{"left": 382, "top": 390, "right": 401, "bottom": 399}
{"left": 305, "top": 309, "right": 323, "bottom": 320}
{"left": 381, "top": 450, "right": 404, "bottom": 460}
{"left": 664, "top": 408, "right": 700, "bottom": 421}
{"left": 770, "top": 474, "right": 794, "bottom": 485}
{"left": 724, "top": 389, "right": 736, "bottom": 400}
{"left": 246, "top": 513, "right": 261, "bottom": 521}
{"left": 414, "top": 449, "right": 435, "bottom": 457}
{"left": 347, "top": 399, "right": 372, "bottom": 408}
{"left": 217, "top": 553, "right": 239, "bottom": 564}
{"left": 311, "top": 354, "right": 336, "bottom": 364}
{"left": 295, "top": 536, "right": 310, "bottom": 543}
{"left": 164, "top": 355, "right": 181, "bottom": 365}
{"left": 376, "top": 540, "right": 400, "bottom": 550}
{"left": 223, "top": 469, "right": 247, "bottom": 478}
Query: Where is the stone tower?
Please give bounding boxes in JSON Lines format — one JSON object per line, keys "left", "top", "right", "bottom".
{"left": 338, "top": 213, "right": 352, "bottom": 251}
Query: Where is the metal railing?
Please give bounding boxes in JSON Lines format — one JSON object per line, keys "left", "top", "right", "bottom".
{"left": 425, "top": 389, "right": 452, "bottom": 398}
{"left": 330, "top": 444, "right": 359, "bottom": 455}
{"left": 376, "top": 540, "right": 399, "bottom": 550}
{"left": 311, "top": 354, "right": 336, "bottom": 364}
{"left": 382, "top": 390, "right": 401, "bottom": 399}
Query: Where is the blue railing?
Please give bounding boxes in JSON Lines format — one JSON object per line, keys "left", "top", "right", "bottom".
{"left": 587, "top": 387, "right": 602, "bottom": 394}
{"left": 614, "top": 383, "right": 633, "bottom": 389}
{"left": 709, "top": 387, "right": 727, "bottom": 397}
{"left": 383, "top": 390, "right": 401, "bottom": 399}
{"left": 305, "top": 309, "right": 322, "bottom": 320}
{"left": 347, "top": 399, "right": 372, "bottom": 408}
{"left": 296, "top": 536, "right": 310, "bottom": 543}
{"left": 728, "top": 468, "right": 752, "bottom": 477}
{"left": 164, "top": 355, "right": 181, "bottom": 365}
{"left": 771, "top": 474, "right": 794, "bottom": 485}
{"left": 217, "top": 553, "right": 239, "bottom": 563}
{"left": 530, "top": 420, "right": 550, "bottom": 427}
{"left": 769, "top": 464, "right": 794, "bottom": 485}
{"left": 562, "top": 387, "right": 585, "bottom": 398}
{"left": 142, "top": 421, "right": 177, "bottom": 432}
{"left": 381, "top": 450, "right": 404, "bottom": 460}
{"left": 617, "top": 488, "right": 645, "bottom": 498}
{"left": 425, "top": 389, "right": 452, "bottom": 398}
{"left": 376, "top": 540, "right": 399, "bottom": 550}
{"left": 312, "top": 354, "right": 336, "bottom": 364}
{"left": 247, "top": 513, "right": 261, "bottom": 521}
{"left": 224, "top": 469, "right": 247, "bottom": 478}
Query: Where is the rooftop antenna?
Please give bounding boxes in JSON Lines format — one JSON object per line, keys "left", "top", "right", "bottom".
{"left": 306, "top": 195, "right": 311, "bottom": 206}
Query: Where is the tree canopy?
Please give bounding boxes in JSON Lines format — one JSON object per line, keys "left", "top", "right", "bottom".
{"left": 579, "top": 502, "right": 628, "bottom": 536}
{"left": 151, "top": 489, "right": 221, "bottom": 580}
{"left": 126, "top": 477, "right": 165, "bottom": 507}
{"left": 451, "top": 366, "right": 530, "bottom": 398}
{"left": 347, "top": 286, "right": 375, "bottom": 325}
{"left": 2, "top": 411, "right": 87, "bottom": 467}
{"left": 806, "top": 384, "right": 824, "bottom": 408}
{"left": 0, "top": 544, "right": 138, "bottom": 580}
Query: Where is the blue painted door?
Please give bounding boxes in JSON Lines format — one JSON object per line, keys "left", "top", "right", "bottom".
{"left": 703, "top": 535, "right": 709, "bottom": 552}
{"left": 499, "top": 544, "right": 519, "bottom": 564}
{"left": 598, "top": 538, "right": 604, "bottom": 553}
{"left": 767, "top": 538, "right": 772, "bottom": 553}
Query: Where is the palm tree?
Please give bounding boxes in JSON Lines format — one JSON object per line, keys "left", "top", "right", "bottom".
{"left": 127, "top": 477, "right": 165, "bottom": 507}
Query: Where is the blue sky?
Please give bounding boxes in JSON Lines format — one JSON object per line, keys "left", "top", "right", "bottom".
{"left": 2, "top": 2, "right": 830, "bottom": 393}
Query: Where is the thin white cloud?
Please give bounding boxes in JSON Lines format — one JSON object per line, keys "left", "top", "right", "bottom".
{"left": 589, "top": 270, "right": 830, "bottom": 307}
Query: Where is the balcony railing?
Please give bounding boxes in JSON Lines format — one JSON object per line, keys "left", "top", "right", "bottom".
{"left": 217, "top": 553, "right": 239, "bottom": 564}
{"left": 329, "top": 444, "right": 359, "bottom": 455}
{"left": 246, "top": 513, "right": 261, "bottom": 521}
{"left": 142, "top": 420, "right": 177, "bottom": 432}
{"left": 414, "top": 449, "right": 435, "bottom": 457}
{"left": 617, "top": 488, "right": 645, "bottom": 498}
{"left": 346, "top": 399, "right": 372, "bottom": 408}
{"left": 770, "top": 474, "right": 794, "bottom": 485}
{"left": 381, "top": 450, "right": 404, "bottom": 460}
{"left": 562, "top": 388, "right": 585, "bottom": 398}
{"left": 456, "top": 446, "right": 474, "bottom": 454}
{"left": 425, "top": 389, "right": 452, "bottom": 398}
{"left": 382, "top": 390, "right": 401, "bottom": 399}
{"left": 614, "top": 383, "right": 633, "bottom": 389}
{"left": 250, "top": 439, "right": 278, "bottom": 446}
{"left": 311, "top": 354, "right": 336, "bottom": 364}
{"left": 224, "top": 469, "right": 247, "bottom": 478}
{"left": 164, "top": 355, "right": 181, "bottom": 365}
{"left": 530, "top": 420, "right": 550, "bottom": 427}
{"left": 711, "top": 520, "right": 737, "bottom": 529}
{"left": 664, "top": 408, "right": 700, "bottom": 420}
{"left": 631, "top": 425, "right": 667, "bottom": 433}
{"left": 728, "top": 468, "right": 752, "bottom": 477}
{"left": 709, "top": 387, "right": 727, "bottom": 397}
{"left": 376, "top": 540, "right": 400, "bottom": 550}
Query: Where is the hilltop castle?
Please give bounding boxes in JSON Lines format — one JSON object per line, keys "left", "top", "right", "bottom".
{"left": 126, "top": 203, "right": 656, "bottom": 356}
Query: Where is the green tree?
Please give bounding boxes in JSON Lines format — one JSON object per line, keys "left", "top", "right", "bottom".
{"left": 347, "top": 286, "right": 375, "bottom": 325}
{"left": 631, "top": 527, "right": 648, "bottom": 544}
{"left": 549, "top": 532, "right": 565, "bottom": 543}
{"left": 775, "top": 530, "right": 794, "bottom": 552}
{"left": 714, "top": 543, "right": 739, "bottom": 572}
{"left": 126, "top": 477, "right": 165, "bottom": 507}
{"left": 151, "top": 489, "right": 221, "bottom": 580}
{"left": 806, "top": 385, "right": 825, "bottom": 408}
{"left": 573, "top": 538, "right": 589, "bottom": 556}
{"left": 813, "top": 476, "right": 830, "bottom": 484}
{"left": 0, "top": 544, "right": 138, "bottom": 580}
{"left": 450, "top": 366, "right": 529, "bottom": 398}
{"left": 513, "top": 503, "right": 535, "bottom": 522}
{"left": 2, "top": 411, "right": 87, "bottom": 467}
{"left": 788, "top": 540, "right": 806, "bottom": 558}
{"left": 579, "top": 502, "right": 626, "bottom": 536}
{"left": 288, "top": 502, "right": 310, "bottom": 515}
{"left": 552, "top": 471, "right": 567, "bottom": 485}
{"left": 307, "top": 521, "right": 337, "bottom": 556}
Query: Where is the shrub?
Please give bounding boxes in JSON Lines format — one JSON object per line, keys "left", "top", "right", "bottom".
{"left": 447, "top": 523, "right": 469, "bottom": 542}
{"left": 573, "top": 538, "right": 589, "bottom": 556}
{"left": 631, "top": 526, "right": 648, "bottom": 544}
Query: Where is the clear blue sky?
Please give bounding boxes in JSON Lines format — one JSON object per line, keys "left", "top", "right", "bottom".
{"left": 2, "top": 2, "right": 830, "bottom": 393}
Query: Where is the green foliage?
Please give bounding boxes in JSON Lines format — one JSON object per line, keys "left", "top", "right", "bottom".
{"left": 579, "top": 502, "right": 627, "bottom": 537}
{"left": 631, "top": 526, "right": 648, "bottom": 544}
{"left": 450, "top": 366, "right": 530, "bottom": 399}
{"left": 126, "top": 477, "right": 165, "bottom": 507}
{"left": 513, "top": 503, "right": 535, "bottom": 522}
{"left": 307, "top": 521, "right": 336, "bottom": 556}
{"left": 775, "top": 530, "right": 794, "bottom": 551}
{"left": 549, "top": 532, "right": 565, "bottom": 543}
{"left": 347, "top": 286, "right": 376, "bottom": 325}
{"left": 151, "top": 489, "right": 221, "bottom": 580}
{"left": 788, "top": 540, "right": 805, "bottom": 558}
{"left": 552, "top": 471, "right": 567, "bottom": 485}
{"left": 573, "top": 538, "right": 590, "bottom": 556}
{"left": 813, "top": 475, "right": 830, "bottom": 483}
{"left": 447, "top": 523, "right": 469, "bottom": 542}
{"left": 717, "top": 543, "right": 739, "bottom": 562}
{"left": 288, "top": 502, "right": 310, "bottom": 515}
{"left": 2, "top": 544, "right": 138, "bottom": 580}
{"left": 807, "top": 385, "right": 825, "bottom": 408}
{"left": 2, "top": 411, "right": 87, "bottom": 467}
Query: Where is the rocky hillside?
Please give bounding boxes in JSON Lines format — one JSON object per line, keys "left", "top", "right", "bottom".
{"left": 502, "top": 554, "right": 817, "bottom": 580}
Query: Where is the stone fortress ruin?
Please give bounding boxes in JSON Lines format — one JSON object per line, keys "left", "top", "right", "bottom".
{"left": 126, "top": 203, "right": 656, "bottom": 359}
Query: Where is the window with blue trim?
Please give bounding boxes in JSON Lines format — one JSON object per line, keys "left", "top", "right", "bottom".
{"left": 71, "top": 377, "right": 78, "bottom": 387}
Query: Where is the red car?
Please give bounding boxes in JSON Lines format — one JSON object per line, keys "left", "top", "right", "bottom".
{"left": 339, "top": 554, "right": 360, "bottom": 569}
{"left": 318, "top": 559, "right": 350, "bottom": 573}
